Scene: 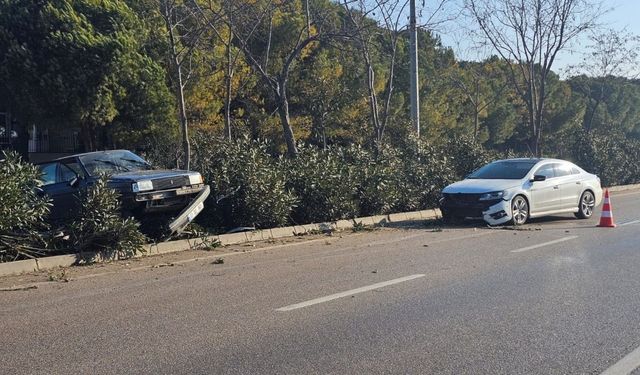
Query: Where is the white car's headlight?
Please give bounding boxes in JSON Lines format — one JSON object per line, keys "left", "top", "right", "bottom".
{"left": 188, "top": 173, "right": 204, "bottom": 185}
{"left": 479, "top": 191, "right": 505, "bottom": 201}
{"left": 132, "top": 180, "right": 154, "bottom": 192}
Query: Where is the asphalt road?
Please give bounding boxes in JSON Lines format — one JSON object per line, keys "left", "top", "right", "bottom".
{"left": 2, "top": 189, "right": 640, "bottom": 374}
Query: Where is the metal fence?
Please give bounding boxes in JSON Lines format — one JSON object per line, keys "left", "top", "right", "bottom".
{"left": 28, "top": 128, "right": 80, "bottom": 153}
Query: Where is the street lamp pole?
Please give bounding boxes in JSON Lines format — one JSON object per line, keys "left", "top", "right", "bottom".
{"left": 409, "top": 0, "right": 420, "bottom": 137}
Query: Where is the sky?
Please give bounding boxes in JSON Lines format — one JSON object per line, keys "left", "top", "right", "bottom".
{"left": 433, "top": 0, "right": 640, "bottom": 77}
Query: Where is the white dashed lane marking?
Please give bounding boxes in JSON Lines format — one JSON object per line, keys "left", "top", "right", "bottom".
{"left": 510, "top": 236, "right": 578, "bottom": 253}
{"left": 276, "top": 274, "right": 425, "bottom": 312}
{"left": 601, "top": 345, "right": 640, "bottom": 375}
{"left": 619, "top": 219, "right": 640, "bottom": 227}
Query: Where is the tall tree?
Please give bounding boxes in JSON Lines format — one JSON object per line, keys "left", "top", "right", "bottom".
{"left": 159, "top": 0, "right": 204, "bottom": 169}
{"left": 0, "top": 0, "right": 175, "bottom": 151}
{"left": 341, "top": 0, "right": 454, "bottom": 145}
{"left": 449, "top": 61, "right": 508, "bottom": 141}
{"left": 341, "top": 0, "right": 406, "bottom": 145}
{"left": 228, "top": 0, "right": 338, "bottom": 157}
{"left": 465, "top": 0, "right": 602, "bottom": 156}
{"left": 192, "top": 0, "right": 254, "bottom": 141}
{"left": 567, "top": 28, "right": 640, "bottom": 132}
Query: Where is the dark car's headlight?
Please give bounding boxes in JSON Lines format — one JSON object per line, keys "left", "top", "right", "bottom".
{"left": 132, "top": 180, "right": 153, "bottom": 192}
{"left": 188, "top": 173, "right": 204, "bottom": 185}
{"left": 479, "top": 191, "right": 504, "bottom": 201}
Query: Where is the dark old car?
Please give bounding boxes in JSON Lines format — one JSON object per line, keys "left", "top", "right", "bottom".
{"left": 37, "top": 150, "right": 210, "bottom": 235}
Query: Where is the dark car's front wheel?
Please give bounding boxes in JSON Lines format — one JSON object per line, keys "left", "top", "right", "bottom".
{"left": 575, "top": 190, "right": 595, "bottom": 219}
{"left": 511, "top": 195, "right": 529, "bottom": 225}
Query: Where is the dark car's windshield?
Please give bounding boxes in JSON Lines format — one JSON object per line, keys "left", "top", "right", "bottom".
{"left": 467, "top": 160, "right": 538, "bottom": 180}
{"left": 79, "top": 151, "right": 152, "bottom": 176}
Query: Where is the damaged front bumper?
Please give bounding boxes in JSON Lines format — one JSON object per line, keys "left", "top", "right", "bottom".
{"left": 440, "top": 194, "right": 513, "bottom": 226}
{"left": 167, "top": 185, "right": 211, "bottom": 234}
{"left": 481, "top": 199, "right": 512, "bottom": 226}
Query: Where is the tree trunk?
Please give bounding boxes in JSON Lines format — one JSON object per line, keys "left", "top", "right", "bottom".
{"left": 224, "top": 41, "right": 233, "bottom": 141}
{"left": 473, "top": 107, "right": 479, "bottom": 141}
{"left": 379, "top": 40, "right": 397, "bottom": 141}
{"left": 473, "top": 81, "right": 479, "bottom": 141}
{"left": 277, "top": 83, "right": 298, "bottom": 157}
{"left": 163, "top": 0, "right": 190, "bottom": 170}
{"left": 175, "top": 60, "right": 190, "bottom": 170}
{"left": 223, "top": 2, "right": 233, "bottom": 141}
{"left": 365, "top": 62, "right": 381, "bottom": 142}
{"left": 586, "top": 82, "right": 604, "bottom": 133}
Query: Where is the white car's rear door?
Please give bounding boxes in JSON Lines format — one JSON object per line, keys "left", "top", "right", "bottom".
{"left": 554, "top": 163, "right": 583, "bottom": 209}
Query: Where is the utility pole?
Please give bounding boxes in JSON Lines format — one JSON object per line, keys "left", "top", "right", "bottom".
{"left": 409, "top": 0, "right": 420, "bottom": 137}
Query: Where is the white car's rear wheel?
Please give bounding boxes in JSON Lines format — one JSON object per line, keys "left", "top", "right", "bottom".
{"left": 575, "top": 190, "right": 595, "bottom": 219}
{"left": 511, "top": 195, "right": 529, "bottom": 225}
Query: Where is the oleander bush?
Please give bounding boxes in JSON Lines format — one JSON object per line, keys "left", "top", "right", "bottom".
{"left": 284, "top": 145, "right": 360, "bottom": 223}
{"left": 7, "top": 125, "right": 640, "bottom": 263}
{"left": 68, "top": 176, "right": 147, "bottom": 259}
{"left": 191, "top": 133, "right": 296, "bottom": 229}
{"left": 0, "top": 154, "right": 146, "bottom": 262}
{"left": 552, "top": 127, "right": 640, "bottom": 187}
{"left": 346, "top": 144, "right": 403, "bottom": 216}
{"left": 0, "top": 151, "right": 52, "bottom": 262}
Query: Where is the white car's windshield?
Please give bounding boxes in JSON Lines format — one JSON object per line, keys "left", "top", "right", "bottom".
{"left": 468, "top": 160, "right": 538, "bottom": 180}
{"left": 79, "top": 151, "right": 152, "bottom": 176}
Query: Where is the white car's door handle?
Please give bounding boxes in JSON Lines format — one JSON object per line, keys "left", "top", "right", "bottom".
{"left": 553, "top": 185, "right": 559, "bottom": 189}
{"left": 576, "top": 181, "right": 582, "bottom": 184}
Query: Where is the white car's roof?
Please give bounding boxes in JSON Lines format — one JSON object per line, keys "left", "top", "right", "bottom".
{"left": 497, "top": 158, "right": 574, "bottom": 165}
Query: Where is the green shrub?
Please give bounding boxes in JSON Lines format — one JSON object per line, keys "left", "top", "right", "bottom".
{"left": 345, "top": 144, "right": 403, "bottom": 216}
{"left": 285, "top": 145, "right": 359, "bottom": 223}
{"left": 553, "top": 127, "right": 640, "bottom": 186}
{"left": 69, "top": 177, "right": 146, "bottom": 259}
{"left": 191, "top": 133, "right": 296, "bottom": 229}
{"left": 442, "top": 135, "right": 498, "bottom": 179}
{"left": 0, "top": 151, "right": 52, "bottom": 262}
{"left": 393, "top": 138, "right": 456, "bottom": 211}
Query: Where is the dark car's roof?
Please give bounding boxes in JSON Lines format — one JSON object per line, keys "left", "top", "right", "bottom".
{"left": 37, "top": 150, "right": 134, "bottom": 164}
{"left": 497, "top": 158, "right": 543, "bottom": 162}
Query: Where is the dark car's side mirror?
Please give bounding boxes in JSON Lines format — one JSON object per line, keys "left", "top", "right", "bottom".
{"left": 531, "top": 175, "right": 546, "bottom": 182}
{"left": 69, "top": 176, "right": 81, "bottom": 188}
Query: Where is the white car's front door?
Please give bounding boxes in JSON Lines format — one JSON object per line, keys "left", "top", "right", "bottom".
{"left": 529, "top": 163, "right": 562, "bottom": 214}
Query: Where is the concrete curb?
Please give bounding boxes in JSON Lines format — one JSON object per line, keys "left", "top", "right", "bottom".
{"left": 0, "top": 208, "right": 441, "bottom": 277}
{"left": 1, "top": 182, "right": 637, "bottom": 277}
{"left": 0, "top": 259, "right": 38, "bottom": 276}
{"left": 608, "top": 183, "right": 640, "bottom": 193}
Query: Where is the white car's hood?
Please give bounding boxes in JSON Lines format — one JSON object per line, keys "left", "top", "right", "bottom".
{"left": 442, "top": 179, "right": 523, "bottom": 194}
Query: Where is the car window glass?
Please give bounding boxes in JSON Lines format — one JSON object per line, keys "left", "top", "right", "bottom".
{"left": 467, "top": 160, "right": 538, "bottom": 179}
{"left": 534, "top": 164, "right": 556, "bottom": 179}
{"left": 58, "top": 163, "right": 79, "bottom": 183}
{"left": 39, "top": 163, "right": 57, "bottom": 186}
{"left": 63, "top": 161, "right": 84, "bottom": 177}
{"left": 554, "top": 163, "right": 572, "bottom": 177}
{"left": 571, "top": 167, "right": 581, "bottom": 174}
{"left": 79, "top": 150, "right": 152, "bottom": 176}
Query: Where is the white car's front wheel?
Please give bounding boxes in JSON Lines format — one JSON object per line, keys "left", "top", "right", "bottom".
{"left": 575, "top": 190, "right": 595, "bottom": 219}
{"left": 511, "top": 195, "right": 529, "bottom": 225}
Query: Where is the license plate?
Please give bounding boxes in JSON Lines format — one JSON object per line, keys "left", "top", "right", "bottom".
{"left": 187, "top": 201, "right": 204, "bottom": 222}
{"left": 176, "top": 187, "right": 198, "bottom": 196}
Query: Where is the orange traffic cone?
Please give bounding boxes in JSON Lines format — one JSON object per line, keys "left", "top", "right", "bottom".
{"left": 597, "top": 189, "right": 616, "bottom": 228}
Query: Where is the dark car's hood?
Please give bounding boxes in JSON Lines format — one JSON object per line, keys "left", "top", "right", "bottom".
{"left": 109, "top": 169, "right": 196, "bottom": 182}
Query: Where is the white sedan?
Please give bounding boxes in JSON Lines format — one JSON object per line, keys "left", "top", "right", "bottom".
{"left": 439, "top": 158, "right": 603, "bottom": 226}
